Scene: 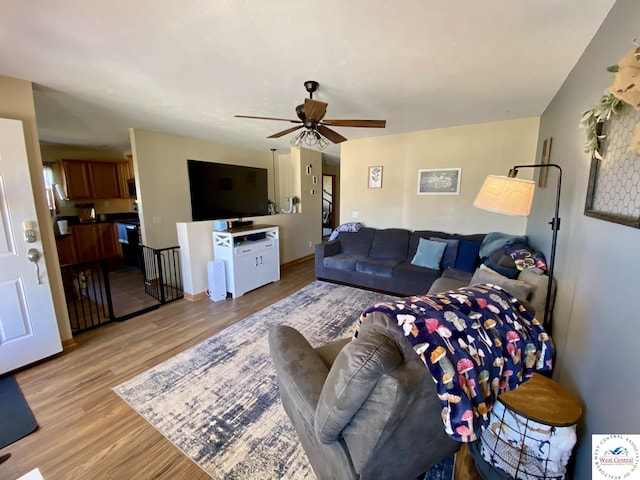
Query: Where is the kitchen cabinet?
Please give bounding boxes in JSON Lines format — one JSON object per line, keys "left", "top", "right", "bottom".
{"left": 55, "top": 235, "right": 76, "bottom": 265}
{"left": 62, "top": 160, "right": 92, "bottom": 199}
{"left": 89, "top": 162, "right": 120, "bottom": 199}
{"left": 117, "top": 162, "right": 131, "bottom": 199}
{"left": 69, "top": 223, "right": 121, "bottom": 263}
{"left": 62, "top": 159, "right": 126, "bottom": 200}
{"left": 71, "top": 224, "right": 102, "bottom": 262}
{"left": 213, "top": 225, "right": 280, "bottom": 298}
{"left": 99, "top": 223, "right": 120, "bottom": 258}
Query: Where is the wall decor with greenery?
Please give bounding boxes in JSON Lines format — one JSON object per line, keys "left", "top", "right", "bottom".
{"left": 582, "top": 47, "right": 640, "bottom": 228}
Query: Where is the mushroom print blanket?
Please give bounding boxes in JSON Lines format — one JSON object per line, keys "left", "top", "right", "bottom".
{"left": 355, "top": 284, "right": 553, "bottom": 443}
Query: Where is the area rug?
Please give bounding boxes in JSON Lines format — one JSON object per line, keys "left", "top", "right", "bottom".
{"left": 114, "top": 281, "right": 397, "bottom": 479}
{"left": 0, "top": 375, "right": 38, "bottom": 449}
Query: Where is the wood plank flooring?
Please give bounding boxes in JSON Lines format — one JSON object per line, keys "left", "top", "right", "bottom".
{"left": 1, "top": 259, "right": 316, "bottom": 480}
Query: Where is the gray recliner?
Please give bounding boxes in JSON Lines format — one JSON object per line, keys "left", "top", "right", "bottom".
{"left": 268, "top": 311, "right": 459, "bottom": 480}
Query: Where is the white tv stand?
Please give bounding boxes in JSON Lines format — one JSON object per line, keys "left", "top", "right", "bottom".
{"left": 213, "top": 225, "right": 280, "bottom": 298}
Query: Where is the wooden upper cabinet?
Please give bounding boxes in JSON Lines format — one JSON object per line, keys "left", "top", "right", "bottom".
{"left": 62, "top": 159, "right": 125, "bottom": 200}
{"left": 117, "top": 162, "right": 131, "bottom": 199}
{"left": 62, "top": 160, "right": 92, "bottom": 200}
{"left": 88, "top": 162, "right": 120, "bottom": 199}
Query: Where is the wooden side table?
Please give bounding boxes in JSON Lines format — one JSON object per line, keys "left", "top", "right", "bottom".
{"left": 471, "top": 373, "right": 583, "bottom": 479}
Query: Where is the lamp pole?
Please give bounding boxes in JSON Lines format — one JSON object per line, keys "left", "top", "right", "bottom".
{"left": 509, "top": 163, "right": 562, "bottom": 331}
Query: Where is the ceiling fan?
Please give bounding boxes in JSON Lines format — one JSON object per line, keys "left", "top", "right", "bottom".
{"left": 234, "top": 80, "right": 386, "bottom": 148}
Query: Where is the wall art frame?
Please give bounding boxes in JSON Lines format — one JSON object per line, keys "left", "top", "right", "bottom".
{"left": 417, "top": 168, "right": 461, "bottom": 195}
{"left": 584, "top": 112, "right": 640, "bottom": 229}
{"left": 368, "top": 166, "right": 383, "bottom": 189}
{"left": 538, "top": 137, "right": 552, "bottom": 188}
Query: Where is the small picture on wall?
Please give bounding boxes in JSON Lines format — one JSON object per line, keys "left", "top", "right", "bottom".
{"left": 368, "top": 166, "right": 383, "bottom": 188}
{"left": 538, "top": 137, "right": 552, "bottom": 188}
{"left": 417, "top": 168, "right": 461, "bottom": 195}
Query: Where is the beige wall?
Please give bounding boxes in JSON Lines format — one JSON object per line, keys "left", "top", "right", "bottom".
{"left": 130, "top": 128, "right": 322, "bottom": 264}
{"left": 0, "top": 76, "right": 72, "bottom": 341}
{"left": 340, "top": 117, "right": 540, "bottom": 235}
{"left": 130, "top": 128, "right": 274, "bottom": 248}
{"left": 40, "top": 144, "right": 134, "bottom": 216}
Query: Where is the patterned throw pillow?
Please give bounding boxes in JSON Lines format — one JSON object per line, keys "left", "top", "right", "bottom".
{"left": 504, "top": 243, "right": 547, "bottom": 271}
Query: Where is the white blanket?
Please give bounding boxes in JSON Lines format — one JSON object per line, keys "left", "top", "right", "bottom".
{"left": 479, "top": 399, "right": 576, "bottom": 479}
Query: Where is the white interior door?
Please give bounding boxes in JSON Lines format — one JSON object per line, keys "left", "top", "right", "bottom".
{"left": 0, "top": 118, "right": 61, "bottom": 374}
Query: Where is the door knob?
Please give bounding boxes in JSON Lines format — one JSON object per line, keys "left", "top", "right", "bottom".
{"left": 27, "top": 248, "right": 41, "bottom": 284}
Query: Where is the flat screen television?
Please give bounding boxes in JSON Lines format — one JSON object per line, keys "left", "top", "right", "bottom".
{"left": 187, "top": 159, "right": 269, "bottom": 221}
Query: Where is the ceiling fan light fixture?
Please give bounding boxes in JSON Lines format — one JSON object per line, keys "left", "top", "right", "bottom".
{"left": 290, "top": 130, "right": 305, "bottom": 148}
{"left": 317, "top": 135, "right": 330, "bottom": 150}
{"left": 304, "top": 130, "right": 319, "bottom": 147}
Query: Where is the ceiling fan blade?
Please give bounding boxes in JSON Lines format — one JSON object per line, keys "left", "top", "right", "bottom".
{"left": 235, "top": 115, "right": 301, "bottom": 123}
{"left": 322, "top": 119, "right": 386, "bottom": 128}
{"left": 304, "top": 98, "right": 328, "bottom": 122}
{"left": 317, "top": 125, "right": 348, "bottom": 144}
{"left": 267, "top": 125, "right": 303, "bottom": 138}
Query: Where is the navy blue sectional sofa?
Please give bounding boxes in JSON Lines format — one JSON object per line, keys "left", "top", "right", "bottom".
{"left": 315, "top": 227, "right": 486, "bottom": 296}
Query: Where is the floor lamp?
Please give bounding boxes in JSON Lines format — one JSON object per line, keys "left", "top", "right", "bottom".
{"left": 473, "top": 163, "right": 562, "bottom": 331}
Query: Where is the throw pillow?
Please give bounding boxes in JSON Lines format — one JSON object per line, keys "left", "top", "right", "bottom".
{"left": 411, "top": 238, "right": 447, "bottom": 270}
{"left": 470, "top": 266, "right": 533, "bottom": 302}
{"left": 454, "top": 239, "right": 482, "bottom": 273}
{"left": 488, "top": 249, "right": 518, "bottom": 270}
{"left": 504, "top": 242, "right": 548, "bottom": 271}
{"left": 429, "top": 237, "right": 460, "bottom": 269}
{"left": 483, "top": 259, "right": 519, "bottom": 279}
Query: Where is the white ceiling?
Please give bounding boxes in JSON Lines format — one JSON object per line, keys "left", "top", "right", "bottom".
{"left": 0, "top": 1, "right": 617, "bottom": 162}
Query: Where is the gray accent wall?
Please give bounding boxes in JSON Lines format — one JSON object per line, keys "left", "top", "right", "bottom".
{"left": 532, "top": 0, "right": 639, "bottom": 476}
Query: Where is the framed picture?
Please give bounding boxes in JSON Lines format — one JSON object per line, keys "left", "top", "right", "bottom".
{"left": 538, "top": 137, "right": 552, "bottom": 188}
{"left": 368, "top": 166, "right": 383, "bottom": 188}
{"left": 417, "top": 168, "right": 461, "bottom": 195}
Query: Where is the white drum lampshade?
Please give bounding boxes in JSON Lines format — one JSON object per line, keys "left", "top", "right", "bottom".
{"left": 473, "top": 175, "right": 536, "bottom": 217}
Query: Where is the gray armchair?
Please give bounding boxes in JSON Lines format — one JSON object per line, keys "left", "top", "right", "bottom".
{"left": 268, "top": 311, "right": 458, "bottom": 480}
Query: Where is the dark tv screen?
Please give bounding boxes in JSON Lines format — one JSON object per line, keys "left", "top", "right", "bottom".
{"left": 187, "top": 159, "right": 269, "bottom": 221}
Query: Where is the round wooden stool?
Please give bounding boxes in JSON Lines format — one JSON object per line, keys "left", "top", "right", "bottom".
{"left": 471, "top": 373, "right": 583, "bottom": 479}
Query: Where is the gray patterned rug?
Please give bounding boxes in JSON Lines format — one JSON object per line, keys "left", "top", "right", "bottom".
{"left": 114, "top": 281, "right": 395, "bottom": 479}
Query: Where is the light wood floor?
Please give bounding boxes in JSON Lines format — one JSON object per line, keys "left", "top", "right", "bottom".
{"left": 1, "top": 258, "right": 316, "bottom": 480}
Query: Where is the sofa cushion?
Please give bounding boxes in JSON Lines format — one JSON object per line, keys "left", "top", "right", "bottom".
{"left": 356, "top": 258, "right": 400, "bottom": 277}
{"left": 337, "top": 227, "right": 375, "bottom": 256}
{"left": 429, "top": 237, "right": 460, "bottom": 269}
{"left": 483, "top": 259, "right": 519, "bottom": 279}
{"left": 315, "top": 331, "right": 403, "bottom": 444}
{"left": 427, "top": 276, "right": 467, "bottom": 294}
{"left": 410, "top": 238, "right": 447, "bottom": 270}
{"left": 440, "top": 268, "right": 474, "bottom": 283}
{"left": 407, "top": 230, "right": 445, "bottom": 261}
{"left": 369, "top": 228, "right": 410, "bottom": 260}
{"left": 470, "top": 265, "right": 532, "bottom": 302}
{"left": 324, "top": 254, "right": 360, "bottom": 271}
{"left": 454, "top": 239, "right": 482, "bottom": 272}
{"left": 450, "top": 233, "right": 487, "bottom": 244}
{"left": 518, "top": 267, "right": 555, "bottom": 322}
{"left": 392, "top": 262, "right": 442, "bottom": 292}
